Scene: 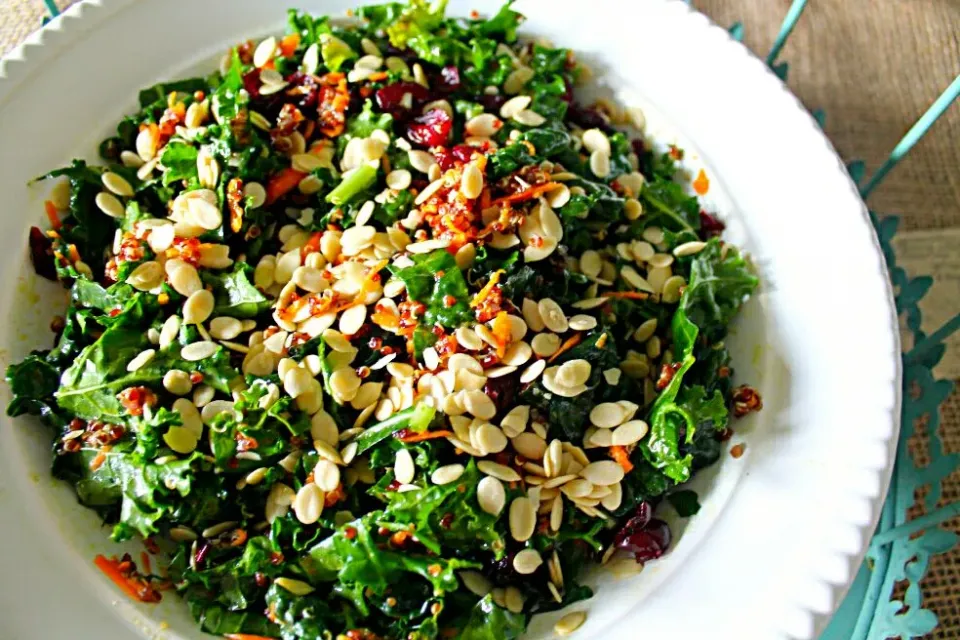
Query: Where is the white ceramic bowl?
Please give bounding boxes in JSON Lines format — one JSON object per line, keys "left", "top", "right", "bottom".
{"left": 0, "top": 1, "right": 900, "bottom": 638}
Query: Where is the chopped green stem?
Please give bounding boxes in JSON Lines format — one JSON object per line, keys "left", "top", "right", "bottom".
{"left": 326, "top": 165, "right": 377, "bottom": 205}
{"left": 640, "top": 190, "right": 696, "bottom": 234}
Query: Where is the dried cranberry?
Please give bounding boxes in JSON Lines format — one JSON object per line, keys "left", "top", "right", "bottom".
{"left": 407, "top": 108, "right": 452, "bottom": 148}
{"left": 194, "top": 541, "right": 211, "bottom": 568}
{"left": 433, "top": 144, "right": 476, "bottom": 171}
{"left": 483, "top": 374, "right": 517, "bottom": 420}
{"left": 241, "top": 69, "right": 263, "bottom": 100}
{"left": 29, "top": 227, "right": 56, "bottom": 281}
{"left": 568, "top": 103, "right": 614, "bottom": 133}
{"left": 434, "top": 65, "right": 461, "bottom": 93}
{"left": 616, "top": 519, "right": 671, "bottom": 563}
{"left": 375, "top": 81, "right": 431, "bottom": 113}
{"left": 477, "top": 93, "right": 506, "bottom": 113}
{"left": 699, "top": 210, "right": 726, "bottom": 238}
{"left": 630, "top": 138, "right": 647, "bottom": 160}
{"left": 452, "top": 144, "right": 475, "bottom": 164}
{"left": 489, "top": 550, "right": 520, "bottom": 585}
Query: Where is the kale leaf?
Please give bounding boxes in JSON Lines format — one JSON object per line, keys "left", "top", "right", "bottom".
{"left": 389, "top": 249, "right": 473, "bottom": 328}
{"left": 201, "top": 263, "right": 271, "bottom": 318}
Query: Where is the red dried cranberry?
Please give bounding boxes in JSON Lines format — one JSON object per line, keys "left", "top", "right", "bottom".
{"left": 477, "top": 93, "right": 506, "bottom": 113}
{"left": 407, "top": 108, "right": 452, "bottom": 148}
{"left": 489, "top": 550, "right": 521, "bottom": 585}
{"left": 435, "top": 65, "right": 462, "bottom": 93}
{"left": 483, "top": 374, "right": 517, "bottom": 420}
{"left": 241, "top": 69, "right": 263, "bottom": 99}
{"left": 194, "top": 541, "right": 211, "bottom": 568}
{"left": 434, "top": 144, "right": 476, "bottom": 171}
{"left": 452, "top": 144, "right": 475, "bottom": 164}
{"left": 699, "top": 210, "right": 726, "bottom": 238}
{"left": 375, "top": 81, "right": 431, "bottom": 113}
{"left": 569, "top": 103, "right": 614, "bottom": 133}
{"left": 29, "top": 227, "right": 56, "bottom": 281}
{"left": 616, "top": 518, "right": 671, "bottom": 563}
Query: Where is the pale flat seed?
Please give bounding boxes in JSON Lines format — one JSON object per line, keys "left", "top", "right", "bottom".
{"left": 512, "top": 109, "right": 546, "bottom": 126}
{"left": 581, "top": 460, "right": 626, "bottom": 486}
{"left": 633, "top": 318, "right": 658, "bottom": 342}
{"left": 126, "top": 349, "right": 156, "bottom": 372}
{"left": 589, "top": 149, "right": 611, "bottom": 178}
{"left": 102, "top": 171, "right": 134, "bottom": 197}
{"left": 460, "top": 163, "right": 484, "bottom": 199}
{"left": 210, "top": 317, "right": 243, "bottom": 340}
{"left": 460, "top": 570, "right": 492, "bottom": 597}
{"left": 557, "top": 359, "right": 591, "bottom": 387}
{"left": 513, "top": 548, "right": 543, "bottom": 575}
{"left": 181, "top": 341, "right": 218, "bottom": 361}
{"left": 386, "top": 169, "right": 412, "bottom": 190}
{"left": 313, "top": 459, "right": 341, "bottom": 492}
{"left": 183, "top": 289, "right": 215, "bottom": 325}
{"left": 601, "top": 482, "right": 623, "bottom": 511}
{"left": 508, "top": 497, "right": 536, "bottom": 542}
{"left": 475, "top": 423, "right": 508, "bottom": 454}
{"left": 504, "top": 586, "right": 525, "bottom": 614}
{"left": 478, "top": 460, "right": 522, "bottom": 482}
{"left": 95, "top": 191, "right": 125, "bottom": 218}
{"left": 674, "top": 240, "right": 707, "bottom": 257}
{"left": 550, "top": 493, "right": 564, "bottom": 531}
{"left": 531, "top": 333, "right": 561, "bottom": 358}
{"left": 581, "top": 128, "right": 611, "bottom": 155}
{"left": 477, "top": 475, "right": 506, "bottom": 516}
{"left": 432, "top": 464, "right": 465, "bottom": 486}
{"left": 519, "top": 359, "right": 546, "bottom": 383}
{"left": 201, "top": 399, "right": 235, "bottom": 425}
{"left": 590, "top": 402, "right": 628, "bottom": 429}
{"left": 612, "top": 420, "right": 649, "bottom": 445}
{"left": 568, "top": 314, "right": 597, "bottom": 331}
{"left": 555, "top": 611, "right": 587, "bottom": 636}
{"left": 537, "top": 298, "right": 568, "bottom": 333}
{"left": 292, "top": 483, "right": 324, "bottom": 524}
{"left": 339, "top": 304, "right": 367, "bottom": 336}
{"left": 394, "top": 448, "right": 415, "bottom": 484}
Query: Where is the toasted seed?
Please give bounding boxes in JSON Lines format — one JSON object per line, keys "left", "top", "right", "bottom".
{"left": 95, "top": 191, "right": 125, "bottom": 218}
{"left": 135, "top": 127, "right": 158, "bottom": 161}
{"left": 601, "top": 482, "right": 623, "bottom": 511}
{"left": 475, "top": 423, "right": 508, "bottom": 455}
{"left": 509, "top": 496, "right": 536, "bottom": 541}
{"left": 513, "top": 548, "right": 543, "bottom": 575}
{"left": 181, "top": 341, "right": 218, "bottom": 361}
{"left": 253, "top": 36, "right": 278, "bottom": 68}
{"left": 557, "top": 359, "right": 591, "bottom": 387}
{"left": 550, "top": 493, "right": 564, "bottom": 531}
{"left": 166, "top": 259, "right": 202, "bottom": 297}
{"left": 183, "top": 289, "right": 215, "bottom": 325}
{"left": 568, "top": 314, "right": 597, "bottom": 331}
{"left": 519, "top": 359, "right": 546, "bottom": 384}
{"left": 126, "top": 348, "right": 156, "bottom": 372}
{"left": 462, "top": 389, "right": 497, "bottom": 420}
{"left": 633, "top": 318, "right": 658, "bottom": 343}
{"left": 163, "top": 426, "right": 198, "bottom": 454}
{"left": 555, "top": 611, "right": 587, "bottom": 636}
{"left": 163, "top": 369, "right": 192, "bottom": 395}
{"left": 512, "top": 109, "right": 546, "bottom": 126}
{"left": 661, "top": 275, "right": 686, "bottom": 304}
{"left": 581, "top": 128, "right": 611, "bottom": 155}
{"left": 312, "top": 459, "right": 341, "bottom": 492}
{"left": 432, "top": 463, "right": 465, "bottom": 486}
{"left": 537, "top": 298, "right": 568, "bottom": 333}
{"left": 477, "top": 475, "right": 506, "bottom": 516}
{"left": 460, "top": 163, "right": 484, "bottom": 199}
{"left": 478, "top": 460, "right": 522, "bottom": 483}
{"left": 210, "top": 316, "right": 243, "bottom": 341}
{"left": 674, "top": 240, "right": 707, "bottom": 257}
{"left": 459, "top": 570, "right": 492, "bottom": 597}
{"left": 504, "top": 66, "right": 534, "bottom": 94}
{"left": 612, "top": 420, "right": 649, "bottom": 446}
{"left": 119, "top": 150, "right": 144, "bottom": 169}
{"left": 414, "top": 178, "right": 445, "bottom": 205}
{"left": 465, "top": 113, "right": 502, "bottom": 138}
{"left": 102, "top": 171, "right": 134, "bottom": 197}
{"left": 531, "top": 333, "right": 561, "bottom": 358}
{"left": 292, "top": 483, "right": 324, "bottom": 525}
{"left": 500, "top": 95, "right": 533, "bottom": 119}
{"left": 581, "top": 460, "right": 626, "bottom": 486}
{"left": 504, "top": 586, "right": 525, "bottom": 614}
{"left": 393, "top": 448, "right": 415, "bottom": 484}
{"left": 590, "top": 149, "right": 611, "bottom": 178}
{"left": 590, "top": 402, "right": 628, "bottom": 429}
{"left": 408, "top": 149, "right": 436, "bottom": 173}
{"left": 579, "top": 250, "right": 602, "bottom": 278}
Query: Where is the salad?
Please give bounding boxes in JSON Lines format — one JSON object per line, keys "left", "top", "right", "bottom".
{"left": 7, "top": 2, "right": 762, "bottom": 638}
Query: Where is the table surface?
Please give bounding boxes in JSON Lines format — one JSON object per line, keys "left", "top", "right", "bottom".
{"left": 2, "top": 0, "right": 959, "bottom": 636}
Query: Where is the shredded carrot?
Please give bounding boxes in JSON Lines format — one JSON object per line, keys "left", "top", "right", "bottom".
{"left": 368, "top": 71, "right": 389, "bottom": 82}
{"left": 266, "top": 167, "right": 307, "bottom": 204}
{"left": 139, "top": 551, "right": 152, "bottom": 575}
{"left": 278, "top": 33, "right": 300, "bottom": 57}
{"left": 548, "top": 332, "right": 582, "bottom": 363}
{"left": 371, "top": 311, "right": 400, "bottom": 329}
{"left": 301, "top": 231, "right": 323, "bottom": 258}
{"left": 471, "top": 269, "right": 503, "bottom": 307}
{"left": 491, "top": 311, "right": 512, "bottom": 359}
{"left": 44, "top": 201, "right": 61, "bottom": 230}
{"left": 604, "top": 291, "right": 650, "bottom": 300}
{"left": 399, "top": 430, "right": 454, "bottom": 444}
{"left": 490, "top": 181, "right": 560, "bottom": 207}
{"left": 479, "top": 188, "right": 492, "bottom": 210}
{"left": 94, "top": 555, "right": 142, "bottom": 601}
{"left": 609, "top": 446, "right": 635, "bottom": 473}
{"left": 67, "top": 244, "right": 80, "bottom": 263}
{"left": 692, "top": 168, "right": 710, "bottom": 196}
{"left": 89, "top": 448, "right": 109, "bottom": 471}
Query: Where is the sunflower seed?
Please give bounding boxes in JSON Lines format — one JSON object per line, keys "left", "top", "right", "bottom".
{"left": 513, "top": 548, "right": 543, "bottom": 575}
{"left": 508, "top": 496, "right": 536, "bottom": 542}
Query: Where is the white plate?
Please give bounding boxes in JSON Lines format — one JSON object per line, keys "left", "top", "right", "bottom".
{"left": 0, "top": 1, "right": 900, "bottom": 639}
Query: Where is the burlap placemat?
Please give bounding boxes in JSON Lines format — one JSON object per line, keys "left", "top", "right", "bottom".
{"left": 2, "top": 0, "right": 958, "bottom": 636}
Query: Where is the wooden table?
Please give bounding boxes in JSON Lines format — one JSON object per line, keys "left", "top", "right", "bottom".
{"left": 2, "top": 0, "right": 959, "bottom": 635}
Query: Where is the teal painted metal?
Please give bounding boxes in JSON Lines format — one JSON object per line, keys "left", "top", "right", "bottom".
{"left": 766, "top": 0, "right": 809, "bottom": 66}
{"left": 860, "top": 74, "right": 960, "bottom": 199}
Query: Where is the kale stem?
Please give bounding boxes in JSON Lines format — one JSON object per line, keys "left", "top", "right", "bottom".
{"left": 640, "top": 191, "right": 695, "bottom": 234}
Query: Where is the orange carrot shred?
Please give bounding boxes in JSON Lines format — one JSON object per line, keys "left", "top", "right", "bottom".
{"left": 471, "top": 269, "right": 504, "bottom": 307}
{"left": 491, "top": 311, "right": 512, "bottom": 359}
{"left": 44, "top": 201, "right": 61, "bottom": 230}
{"left": 266, "top": 167, "right": 307, "bottom": 204}
{"left": 490, "top": 181, "right": 560, "bottom": 207}
{"left": 609, "top": 445, "right": 635, "bottom": 473}
{"left": 278, "top": 33, "right": 300, "bottom": 58}
{"left": 89, "top": 448, "right": 109, "bottom": 471}
{"left": 94, "top": 555, "right": 142, "bottom": 601}
{"left": 139, "top": 551, "right": 152, "bottom": 575}
{"left": 548, "top": 332, "right": 582, "bottom": 363}
{"left": 399, "top": 430, "right": 454, "bottom": 444}
{"left": 604, "top": 291, "right": 650, "bottom": 300}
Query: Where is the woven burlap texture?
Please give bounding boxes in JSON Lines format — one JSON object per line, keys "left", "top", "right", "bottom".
{"left": 2, "top": 0, "right": 958, "bottom": 637}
